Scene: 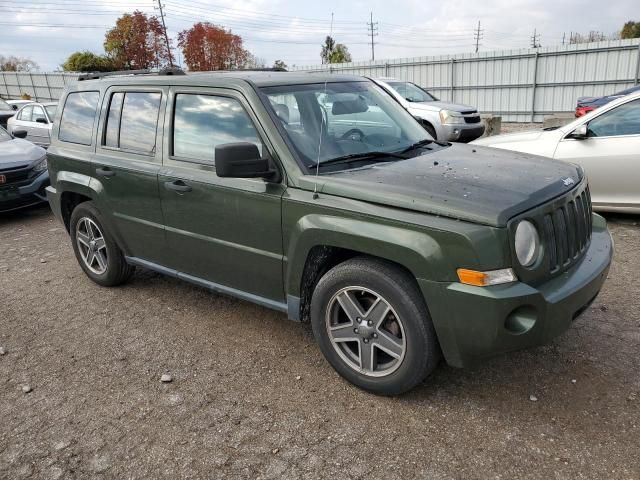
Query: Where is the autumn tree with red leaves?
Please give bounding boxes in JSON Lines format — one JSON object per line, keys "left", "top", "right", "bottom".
{"left": 178, "top": 22, "right": 249, "bottom": 71}
{"left": 104, "top": 11, "right": 171, "bottom": 70}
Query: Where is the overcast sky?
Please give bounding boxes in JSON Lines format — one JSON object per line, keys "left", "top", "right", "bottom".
{"left": 0, "top": 0, "right": 636, "bottom": 71}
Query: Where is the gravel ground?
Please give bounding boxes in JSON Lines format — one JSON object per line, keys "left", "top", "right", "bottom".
{"left": 1, "top": 205, "right": 639, "bottom": 479}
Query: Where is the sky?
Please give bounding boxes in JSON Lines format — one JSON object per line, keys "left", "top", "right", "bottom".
{"left": 0, "top": 0, "right": 636, "bottom": 71}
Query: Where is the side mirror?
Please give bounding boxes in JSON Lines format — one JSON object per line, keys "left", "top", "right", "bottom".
{"left": 11, "top": 105, "right": 18, "bottom": 111}
{"left": 35, "top": 117, "right": 48, "bottom": 124}
{"left": 12, "top": 130, "right": 28, "bottom": 139}
{"left": 215, "top": 142, "right": 276, "bottom": 179}
{"left": 569, "top": 124, "right": 588, "bottom": 139}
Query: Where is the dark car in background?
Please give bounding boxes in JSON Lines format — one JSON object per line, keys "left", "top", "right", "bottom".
{"left": 0, "top": 125, "right": 49, "bottom": 212}
{"left": 576, "top": 85, "right": 640, "bottom": 117}
{"left": 0, "top": 98, "right": 16, "bottom": 129}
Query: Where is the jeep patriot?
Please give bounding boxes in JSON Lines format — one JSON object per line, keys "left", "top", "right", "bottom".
{"left": 45, "top": 70, "right": 613, "bottom": 394}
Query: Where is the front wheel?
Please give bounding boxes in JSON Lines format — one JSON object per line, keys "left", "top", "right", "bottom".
{"left": 310, "top": 257, "right": 441, "bottom": 395}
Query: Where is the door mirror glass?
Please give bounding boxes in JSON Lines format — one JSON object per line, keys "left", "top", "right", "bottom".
{"left": 570, "top": 124, "right": 588, "bottom": 139}
{"left": 215, "top": 142, "right": 274, "bottom": 179}
{"left": 13, "top": 129, "right": 28, "bottom": 139}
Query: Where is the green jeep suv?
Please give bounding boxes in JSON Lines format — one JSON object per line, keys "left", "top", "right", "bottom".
{"left": 45, "top": 70, "right": 613, "bottom": 394}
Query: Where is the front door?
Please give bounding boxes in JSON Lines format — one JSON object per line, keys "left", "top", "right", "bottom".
{"left": 159, "top": 89, "right": 285, "bottom": 303}
{"left": 29, "top": 105, "right": 51, "bottom": 147}
{"left": 93, "top": 87, "right": 168, "bottom": 263}
{"left": 555, "top": 98, "right": 640, "bottom": 210}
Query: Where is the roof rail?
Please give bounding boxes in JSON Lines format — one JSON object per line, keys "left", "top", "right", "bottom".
{"left": 78, "top": 66, "right": 186, "bottom": 81}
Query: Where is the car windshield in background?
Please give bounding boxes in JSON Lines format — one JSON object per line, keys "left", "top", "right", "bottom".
{"left": 387, "top": 82, "right": 438, "bottom": 102}
{"left": 45, "top": 104, "right": 57, "bottom": 121}
{"left": 261, "top": 81, "right": 433, "bottom": 171}
{"left": 0, "top": 99, "right": 12, "bottom": 111}
{"left": 0, "top": 127, "right": 11, "bottom": 142}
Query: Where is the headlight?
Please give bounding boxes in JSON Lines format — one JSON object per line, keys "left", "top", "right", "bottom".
{"left": 32, "top": 157, "right": 47, "bottom": 173}
{"left": 514, "top": 220, "right": 540, "bottom": 267}
{"left": 439, "top": 109, "right": 466, "bottom": 125}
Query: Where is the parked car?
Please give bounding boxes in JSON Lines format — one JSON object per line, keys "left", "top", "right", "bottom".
{"left": 7, "top": 101, "right": 57, "bottom": 148}
{"left": 0, "top": 125, "right": 49, "bottom": 212}
{"left": 46, "top": 70, "right": 612, "bottom": 395}
{"left": 6, "top": 99, "right": 34, "bottom": 111}
{"left": 473, "top": 90, "right": 640, "bottom": 214}
{"left": 0, "top": 98, "right": 16, "bottom": 129}
{"left": 369, "top": 78, "right": 485, "bottom": 142}
{"left": 575, "top": 85, "right": 640, "bottom": 117}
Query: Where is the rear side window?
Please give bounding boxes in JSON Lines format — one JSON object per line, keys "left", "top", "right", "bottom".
{"left": 59, "top": 91, "right": 100, "bottom": 145}
{"left": 173, "top": 93, "right": 262, "bottom": 163}
{"left": 103, "top": 92, "right": 161, "bottom": 154}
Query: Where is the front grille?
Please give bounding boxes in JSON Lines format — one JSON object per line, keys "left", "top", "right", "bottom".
{"left": 464, "top": 116, "right": 481, "bottom": 124}
{"left": 542, "top": 185, "right": 592, "bottom": 273}
{"left": 0, "top": 166, "right": 31, "bottom": 187}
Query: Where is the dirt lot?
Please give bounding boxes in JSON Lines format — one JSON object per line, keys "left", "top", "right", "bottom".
{"left": 1, "top": 205, "right": 639, "bottom": 479}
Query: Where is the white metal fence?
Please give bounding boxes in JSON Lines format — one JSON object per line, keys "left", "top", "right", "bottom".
{"left": 0, "top": 72, "right": 79, "bottom": 103}
{"left": 293, "top": 39, "right": 640, "bottom": 122}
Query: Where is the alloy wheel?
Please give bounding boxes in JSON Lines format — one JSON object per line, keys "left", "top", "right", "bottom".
{"left": 76, "top": 217, "right": 108, "bottom": 275}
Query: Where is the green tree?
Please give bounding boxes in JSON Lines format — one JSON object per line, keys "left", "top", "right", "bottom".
{"left": 273, "top": 59, "right": 287, "bottom": 70}
{"left": 620, "top": 21, "right": 640, "bottom": 39}
{"left": 320, "top": 36, "right": 352, "bottom": 64}
{"left": 62, "top": 51, "right": 116, "bottom": 72}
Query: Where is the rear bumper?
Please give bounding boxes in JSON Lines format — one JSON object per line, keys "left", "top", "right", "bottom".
{"left": 0, "top": 170, "right": 49, "bottom": 212}
{"left": 421, "top": 213, "right": 613, "bottom": 368}
{"left": 442, "top": 123, "right": 485, "bottom": 142}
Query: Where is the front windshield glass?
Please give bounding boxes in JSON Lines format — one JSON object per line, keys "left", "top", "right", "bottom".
{"left": 45, "top": 104, "right": 57, "bottom": 121}
{"left": 387, "top": 82, "right": 437, "bottom": 102}
{"left": 260, "top": 81, "right": 433, "bottom": 170}
{"left": 0, "top": 99, "right": 12, "bottom": 111}
{"left": 0, "top": 126, "right": 11, "bottom": 142}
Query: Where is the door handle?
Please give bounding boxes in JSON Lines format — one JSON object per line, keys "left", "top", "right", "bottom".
{"left": 164, "top": 180, "right": 192, "bottom": 193}
{"left": 96, "top": 167, "right": 115, "bottom": 177}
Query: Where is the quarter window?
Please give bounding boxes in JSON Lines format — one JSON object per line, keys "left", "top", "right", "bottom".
{"left": 588, "top": 99, "right": 640, "bottom": 137}
{"left": 59, "top": 91, "right": 100, "bottom": 145}
{"left": 173, "top": 94, "right": 262, "bottom": 163}
{"left": 102, "top": 92, "right": 162, "bottom": 154}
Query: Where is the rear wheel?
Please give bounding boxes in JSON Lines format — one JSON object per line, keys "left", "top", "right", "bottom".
{"left": 70, "top": 202, "right": 134, "bottom": 287}
{"left": 310, "top": 257, "right": 440, "bottom": 395}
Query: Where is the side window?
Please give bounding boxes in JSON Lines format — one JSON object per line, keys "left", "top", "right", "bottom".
{"left": 173, "top": 94, "right": 262, "bottom": 164}
{"left": 59, "top": 91, "right": 100, "bottom": 145}
{"left": 18, "top": 105, "right": 33, "bottom": 121}
{"left": 117, "top": 92, "right": 162, "bottom": 154}
{"left": 32, "top": 106, "right": 46, "bottom": 123}
{"left": 104, "top": 92, "right": 124, "bottom": 148}
{"left": 588, "top": 99, "right": 640, "bottom": 137}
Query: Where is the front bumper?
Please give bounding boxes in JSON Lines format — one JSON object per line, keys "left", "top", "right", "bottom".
{"left": 0, "top": 170, "right": 49, "bottom": 212}
{"left": 421, "top": 213, "right": 613, "bottom": 368}
{"left": 441, "top": 123, "right": 485, "bottom": 143}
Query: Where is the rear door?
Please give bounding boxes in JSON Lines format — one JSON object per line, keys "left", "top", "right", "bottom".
{"left": 159, "top": 87, "right": 286, "bottom": 303}
{"left": 554, "top": 98, "right": 640, "bottom": 210}
{"left": 93, "top": 87, "right": 168, "bottom": 263}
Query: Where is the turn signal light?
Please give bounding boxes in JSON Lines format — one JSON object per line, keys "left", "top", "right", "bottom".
{"left": 457, "top": 268, "right": 517, "bottom": 287}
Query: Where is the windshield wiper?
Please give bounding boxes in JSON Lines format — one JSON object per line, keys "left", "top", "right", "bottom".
{"left": 399, "top": 138, "right": 434, "bottom": 153}
{"left": 308, "top": 151, "right": 409, "bottom": 169}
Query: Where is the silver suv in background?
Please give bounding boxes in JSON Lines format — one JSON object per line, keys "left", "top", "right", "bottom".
{"left": 371, "top": 78, "right": 485, "bottom": 142}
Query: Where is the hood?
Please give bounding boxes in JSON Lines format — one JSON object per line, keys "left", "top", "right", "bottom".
{"left": 472, "top": 129, "right": 547, "bottom": 146}
{"left": 409, "top": 100, "right": 478, "bottom": 113}
{"left": 0, "top": 138, "right": 46, "bottom": 169}
{"left": 308, "top": 143, "right": 581, "bottom": 227}
{"left": 471, "top": 128, "right": 565, "bottom": 158}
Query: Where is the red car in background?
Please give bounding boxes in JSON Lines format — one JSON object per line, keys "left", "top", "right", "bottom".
{"left": 575, "top": 85, "right": 640, "bottom": 117}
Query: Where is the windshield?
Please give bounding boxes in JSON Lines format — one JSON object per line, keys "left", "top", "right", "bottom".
{"left": 387, "top": 82, "right": 437, "bottom": 103}
{"left": 0, "top": 126, "right": 11, "bottom": 142}
{"left": 261, "top": 81, "right": 433, "bottom": 170}
{"left": 45, "top": 104, "right": 57, "bottom": 121}
{"left": 0, "top": 99, "right": 12, "bottom": 111}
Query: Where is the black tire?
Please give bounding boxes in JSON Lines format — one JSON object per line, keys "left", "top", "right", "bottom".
{"left": 69, "top": 201, "right": 134, "bottom": 287}
{"left": 421, "top": 122, "right": 438, "bottom": 141}
{"left": 310, "top": 257, "right": 441, "bottom": 395}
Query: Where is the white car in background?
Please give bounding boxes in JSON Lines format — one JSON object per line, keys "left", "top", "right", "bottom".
{"left": 370, "top": 78, "right": 485, "bottom": 142}
{"left": 473, "top": 90, "right": 640, "bottom": 213}
{"left": 6, "top": 99, "right": 34, "bottom": 111}
{"left": 7, "top": 101, "right": 57, "bottom": 148}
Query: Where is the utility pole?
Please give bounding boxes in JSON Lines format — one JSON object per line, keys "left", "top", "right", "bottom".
{"left": 561, "top": 32, "right": 566, "bottom": 45}
{"left": 155, "top": 0, "right": 174, "bottom": 68}
{"left": 530, "top": 28, "right": 541, "bottom": 48}
{"left": 367, "top": 12, "right": 378, "bottom": 61}
{"left": 473, "top": 21, "right": 483, "bottom": 53}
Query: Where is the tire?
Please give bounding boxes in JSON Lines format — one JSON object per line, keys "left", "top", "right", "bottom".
{"left": 310, "top": 257, "right": 441, "bottom": 395}
{"left": 421, "top": 122, "right": 438, "bottom": 141}
{"left": 69, "top": 201, "right": 134, "bottom": 287}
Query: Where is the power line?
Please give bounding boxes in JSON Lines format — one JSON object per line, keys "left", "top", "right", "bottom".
{"left": 367, "top": 12, "right": 378, "bottom": 61}
{"left": 474, "top": 21, "right": 483, "bottom": 53}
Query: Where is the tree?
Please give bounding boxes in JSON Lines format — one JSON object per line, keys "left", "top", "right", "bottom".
{"left": 320, "top": 36, "right": 352, "bottom": 64}
{"left": 0, "top": 55, "right": 38, "bottom": 72}
{"left": 104, "top": 10, "right": 170, "bottom": 70}
{"left": 620, "top": 21, "right": 640, "bottom": 39}
{"left": 273, "top": 59, "right": 287, "bottom": 71}
{"left": 178, "top": 22, "right": 249, "bottom": 71}
{"left": 62, "top": 51, "right": 116, "bottom": 72}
